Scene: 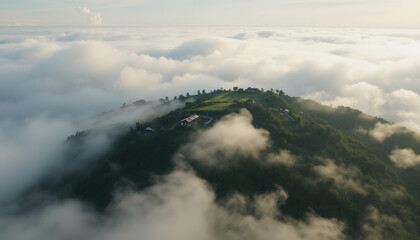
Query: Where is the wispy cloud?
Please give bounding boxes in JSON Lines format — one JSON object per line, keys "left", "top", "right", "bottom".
{"left": 0, "top": 170, "right": 345, "bottom": 240}
{"left": 179, "top": 109, "right": 270, "bottom": 165}
{"left": 358, "top": 122, "right": 408, "bottom": 142}
{"left": 77, "top": 7, "right": 103, "bottom": 25}
{"left": 311, "top": 159, "right": 368, "bottom": 195}
{"left": 6, "top": 22, "right": 36, "bottom": 26}
{"left": 362, "top": 206, "right": 404, "bottom": 240}
{"left": 267, "top": 150, "right": 298, "bottom": 167}
{"left": 389, "top": 148, "right": 420, "bottom": 168}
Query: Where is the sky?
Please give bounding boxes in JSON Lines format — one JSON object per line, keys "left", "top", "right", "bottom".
{"left": 1, "top": 0, "right": 420, "bottom": 28}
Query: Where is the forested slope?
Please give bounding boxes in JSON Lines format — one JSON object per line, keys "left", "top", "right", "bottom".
{"left": 40, "top": 89, "right": 420, "bottom": 239}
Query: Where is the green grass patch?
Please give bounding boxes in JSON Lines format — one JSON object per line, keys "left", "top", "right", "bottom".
{"left": 194, "top": 102, "right": 234, "bottom": 111}
{"left": 199, "top": 91, "right": 264, "bottom": 105}
{"left": 203, "top": 92, "right": 232, "bottom": 103}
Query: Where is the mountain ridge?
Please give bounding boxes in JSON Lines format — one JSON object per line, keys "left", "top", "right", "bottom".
{"left": 33, "top": 88, "right": 420, "bottom": 239}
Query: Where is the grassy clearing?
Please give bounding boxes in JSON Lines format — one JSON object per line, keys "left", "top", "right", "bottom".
{"left": 211, "top": 92, "right": 231, "bottom": 102}
{"left": 194, "top": 102, "right": 234, "bottom": 111}
{"left": 200, "top": 91, "right": 263, "bottom": 102}
{"left": 195, "top": 91, "right": 263, "bottom": 111}
{"left": 203, "top": 92, "right": 232, "bottom": 103}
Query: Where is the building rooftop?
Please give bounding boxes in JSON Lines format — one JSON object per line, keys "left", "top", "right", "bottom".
{"left": 180, "top": 115, "right": 200, "bottom": 123}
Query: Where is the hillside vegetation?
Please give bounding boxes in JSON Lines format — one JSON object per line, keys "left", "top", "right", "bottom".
{"left": 42, "top": 88, "right": 420, "bottom": 239}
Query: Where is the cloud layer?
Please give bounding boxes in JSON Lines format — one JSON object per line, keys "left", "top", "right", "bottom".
{"left": 1, "top": 26, "right": 420, "bottom": 203}
{"left": 0, "top": 170, "right": 345, "bottom": 240}
{"left": 0, "top": 98, "right": 181, "bottom": 204}
{"left": 1, "top": 27, "right": 420, "bottom": 239}
{"left": 2, "top": 27, "right": 420, "bottom": 131}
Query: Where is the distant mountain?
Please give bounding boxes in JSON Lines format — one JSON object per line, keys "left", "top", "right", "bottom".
{"left": 37, "top": 88, "right": 420, "bottom": 239}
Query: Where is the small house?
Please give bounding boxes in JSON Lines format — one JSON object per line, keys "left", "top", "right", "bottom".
{"left": 180, "top": 115, "right": 200, "bottom": 126}
{"left": 279, "top": 108, "right": 289, "bottom": 113}
{"left": 145, "top": 127, "right": 156, "bottom": 133}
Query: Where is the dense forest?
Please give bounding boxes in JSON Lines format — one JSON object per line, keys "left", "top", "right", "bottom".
{"left": 34, "top": 88, "right": 420, "bottom": 239}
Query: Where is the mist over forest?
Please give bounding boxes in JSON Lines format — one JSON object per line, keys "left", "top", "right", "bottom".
{"left": 1, "top": 27, "right": 420, "bottom": 240}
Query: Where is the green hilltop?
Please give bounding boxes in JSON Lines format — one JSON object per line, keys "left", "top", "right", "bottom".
{"left": 42, "top": 88, "right": 420, "bottom": 239}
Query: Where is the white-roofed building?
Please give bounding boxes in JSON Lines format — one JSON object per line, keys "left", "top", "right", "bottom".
{"left": 180, "top": 115, "right": 200, "bottom": 126}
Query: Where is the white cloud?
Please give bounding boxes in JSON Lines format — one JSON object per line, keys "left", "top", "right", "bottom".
{"left": 361, "top": 206, "right": 404, "bottom": 240}
{"left": 177, "top": 109, "right": 299, "bottom": 167}
{"left": 77, "top": 7, "right": 103, "bottom": 26}
{"left": 312, "top": 159, "right": 368, "bottom": 195}
{"left": 389, "top": 148, "right": 420, "bottom": 169}
{"left": 386, "top": 89, "right": 420, "bottom": 132}
{"left": 369, "top": 123, "right": 402, "bottom": 142}
{"left": 359, "top": 122, "right": 407, "bottom": 142}
{"left": 0, "top": 116, "right": 74, "bottom": 203}
{"left": 267, "top": 150, "right": 298, "bottom": 167}
{"left": 0, "top": 170, "right": 345, "bottom": 240}
{"left": 179, "top": 109, "right": 270, "bottom": 165}
{"left": 117, "top": 67, "right": 163, "bottom": 89}
{"left": 78, "top": 7, "right": 91, "bottom": 15}
{"left": 0, "top": 96, "right": 181, "bottom": 204}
